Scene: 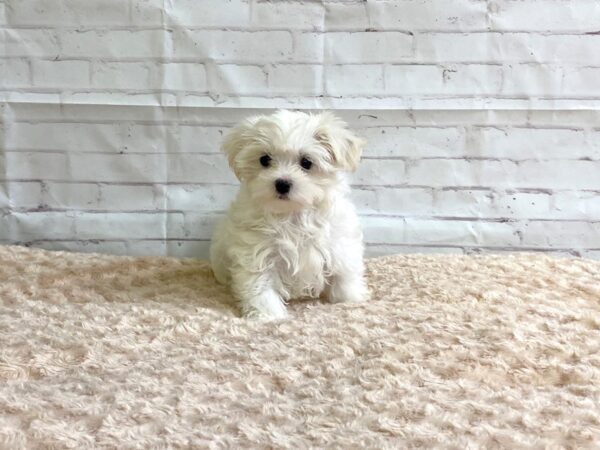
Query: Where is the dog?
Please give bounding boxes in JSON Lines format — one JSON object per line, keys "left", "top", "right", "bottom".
{"left": 210, "top": 110, "right": 369, "bottom": 319}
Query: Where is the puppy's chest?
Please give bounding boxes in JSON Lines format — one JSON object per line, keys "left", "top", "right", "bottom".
{"left": 269, "top": 223, "right": 332, "bottom": 298}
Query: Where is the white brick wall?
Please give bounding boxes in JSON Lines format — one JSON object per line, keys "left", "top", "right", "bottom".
{"left": 1, "top": 0, "right": 599, "bottom": 259}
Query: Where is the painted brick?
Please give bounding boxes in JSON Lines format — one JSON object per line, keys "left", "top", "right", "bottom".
{"left": 582, "top": 250, "right": 600, "bottom": 260}
{"left": 520, "top": 221, "right": 600, "bottom": 248}
{"left": 0, "top": 2, "right": 6, "bottom": 25}
{"left": 415, "top": 33, "right": 600, "bottom": 65}
{"left": 166, "top": 240, "right": 211, "bottom": 258}
{"left": 353, "top": 159, "right": 405, "bottom": 185}
{"left": 44, "top": 182, "right": 100, "bottom": 209}
{"left": 492, "top": 111, "right": 600, "bottom": 129}
{"left": 8, "top": 122, "right": 168, "bottom": 154}
{"left": 514, "top": 161, "right": 600, "bottom": 190}
{"left": 385, "top": 65, "right": 441, "bottom": 95}
{"left": 176, "top": 125, "right": 224, "bottom": 153}
{"left": 31, "top": 240, "right": 131, "bottom": 256}
{"left": 98, "top": 184, "right": 161, "bottom": 210}
{"left": 5, "top": 152, "right": 69, "bottom": 181}
{"left": 388, "top": 63, "right": 504, "bottom": 96}
{"left": 60, "top": 30, "right": 169, "bottom": 58}
{"left": 489, "top": 0, "right": 600, "bottom": 32}
{"left": 165, "top": 184, "right": 237, "bottom": 211}
{"left": 561, "top": 67, "right": 600, "bottom": 96}
{"left": 172, "top": 30, "right": 292, "bottom": 61}
{"left": 209, "top": 65, "right": 267, "bottom": 95}
{"left": 167, "top": 155, "right": 236, "bottom": 184}
{"left": 6, "top": 0, "right": 130, "bottom": 26}
{"left": 7, "top": 212, "right": 76, "bottom": 240}
{"left": 400, "top": 218, "right": 521, "bottom": 247}
{"left": 501, "top": 64, "right": 563, "bottom": 96}
{"left": 42, "top": 182, "right": 160, "bottom": 211}
{"left": 366, "top": 244, "right": 464, "bottom": 257}
{"left": 268, "top": 64, "right": 323, "bottom": 95}
{"left": 131, "top": 0, "right": 163, "bottom": 26}
{"left": 324, "top": 3, "right": 368, "bottom": 31}
{"left": 166, "top": 212, "right": 221, "bottom": 240}
{"left": 380, "top": 187, "right": 435, "bottom": 215}
{"left": 50, "top": 239, "right": 166, "bottom": 257}
{"left": 440, "top": 65, "right": 504, "bottom": 95}
{"left": 92, "top": 62, "right": 206, "bottom": 92}
{"left": 408, "top": 159, "right": 600, "bottom": 190}
{"left": 407, "top": 159, "right": 493, "bottom": 188}
{"left": 368, "top": 0, "right": 488, "bottom": 31}
{"left": 353, "top": 187, "right": 434, "bottom": 215}
{"left": 361, "top": 127, "right": 465, "bottom": 157}
{"left": 120, "top": 124, "right": 168, "bottom": 153}
{"left": 128, "top": 240, "right": 168, "bottom": 257}
{"left": 474, "top": 221, "right": 522, "bottom": 247}
{"left": 69, "top": 154, "right": 166, "bottom": 182}
{"left": 92, "top": 62, "right": 153, "bottom": 90}
{"left": 1, "top": 59, "right": 30, "bottom": 87}
{"left": 473, "top": 127, "right": 599, "bottom": 160}
{"left": 162, "top": 63, "right": 207, "bottom": 92}
{"left": 490, "top": 191, "right": 551, "bottom": 220}
{"left": 325, "top": 65, "right": 384, "bottom": 96}
{"left": 433, "top": 190, "right": 552, "bottom": 219}
{"left": 351, "top": 188, "right": 378, "bottom": 215}
{"left": 360, "top": 216, "right": 403, "bottom": 245}
{"left": 6, "top": 122, "right": 128, "bottom": 153}
{"left": 360, "top": 216, "right": 519, "bottom": 247}
{"left": 164, "top": 0, "right": 250, "bottom": 27}
{"left": 325, "top": 32, "right": 413, "bottom": 63}
{"left": 3, "top": 29, "right": 60, "bottom": 57}
{"left": 251, "top": 1, "right": 324, "bottom": 30}
{"left": 7, "top": 182, "right": 44, "bottom": 208}
{"left": 0, "top": 151, "right": 5, "bottom": 176}
{"left": 32, "top": 60, "right": 90, "bottom": 89}
{"left": 74, "top": 212, "right": 166, "bottom": 239}
{"left": 0, "top": 186, "right": 7, "bottom": 209}
{"left": 292, "top": 32, "right": 325, "bottom": 62}
{"left": 433, "top": 189, "right": 494, "bottom": 218}
{"left": 404, "top": 218, "right": 480, "bottom": 246}
{"left": 551, "top": 191, "right": 600, "bottom": 221}
{"left": 5, "top": 153, "right": 167, "bottom": 183}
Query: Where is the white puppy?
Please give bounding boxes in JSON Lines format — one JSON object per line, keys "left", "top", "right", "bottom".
{"left": 210, "top": 110, "right": 369, "bottom": 319}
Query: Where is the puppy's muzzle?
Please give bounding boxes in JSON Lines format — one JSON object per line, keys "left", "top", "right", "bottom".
{"left": 275, "top": 179, "right": 292, "bottom": 196}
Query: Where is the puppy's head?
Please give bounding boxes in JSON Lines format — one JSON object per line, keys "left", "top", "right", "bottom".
{"left": 222, "top": 110, "right": 365, "bottom": 213}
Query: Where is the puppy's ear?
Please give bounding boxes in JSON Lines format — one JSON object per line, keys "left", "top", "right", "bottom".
{"left": 221, "top": 116, "right": 261, "bottom": 181}
{"left": 314, "top": 112, "right": 365, "bottom": 172}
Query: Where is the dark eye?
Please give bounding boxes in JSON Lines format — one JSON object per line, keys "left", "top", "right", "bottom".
{"left": 259, "top": 154, "right": 271, "bottom": 167}
{"left": 300, "top": 157, "right": 312, "bottom": 170}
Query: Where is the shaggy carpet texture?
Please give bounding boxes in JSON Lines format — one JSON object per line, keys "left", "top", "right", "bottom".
{"left": 0, "top": 245, "right": 599, "bottom": 449}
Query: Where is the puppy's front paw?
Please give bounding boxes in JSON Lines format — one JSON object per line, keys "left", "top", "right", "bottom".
{"left": 328, "top": 278, "right": 370, "bottom": 304}
{"left": 241, "top": 291, "right": 288, "bottom": 320}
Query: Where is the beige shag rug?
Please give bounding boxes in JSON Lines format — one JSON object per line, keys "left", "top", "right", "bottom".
{"left": 1, "top": 245, "right": 600, "bottom": 449}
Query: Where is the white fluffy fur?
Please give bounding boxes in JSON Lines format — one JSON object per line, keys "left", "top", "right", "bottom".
{"left": 210, "top": 110, "right": 369, "bottom": 318}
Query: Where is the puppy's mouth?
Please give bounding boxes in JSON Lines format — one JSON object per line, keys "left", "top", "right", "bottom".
{"left": 267, "top": 194, "right": 306, "bottom": 213}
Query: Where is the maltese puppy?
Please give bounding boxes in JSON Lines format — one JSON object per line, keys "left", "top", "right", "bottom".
{"left": 210, "top": 110, "right": 369, "bottom": 319}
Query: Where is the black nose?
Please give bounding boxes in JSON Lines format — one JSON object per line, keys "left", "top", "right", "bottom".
{"left": 275, "top": 179, "right": 292, "bottom": 195}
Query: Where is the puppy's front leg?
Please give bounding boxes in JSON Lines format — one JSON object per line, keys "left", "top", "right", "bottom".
{"left": 232, "top": 271, "right": 288, "bottom": 319}
{"left": 326, "top": 237, "right": 370, "bottom": 304}
{"left": 326, "top": 274, "right": 369, "bottom": 304}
